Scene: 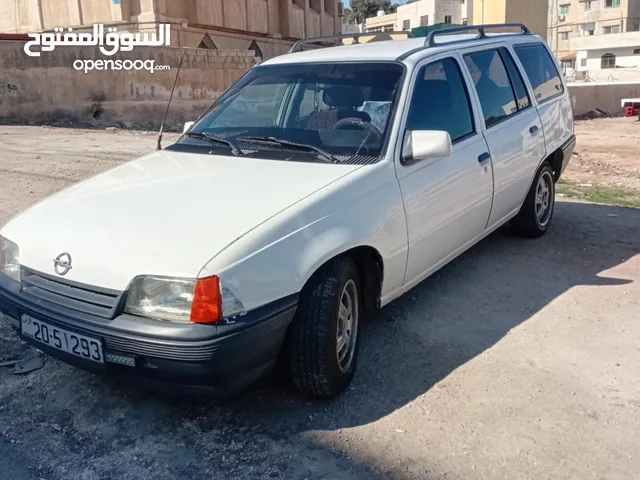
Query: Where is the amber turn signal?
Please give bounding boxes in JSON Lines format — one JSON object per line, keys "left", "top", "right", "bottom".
{"left": 190, "top": 276, "right": 223, "bottom": 324}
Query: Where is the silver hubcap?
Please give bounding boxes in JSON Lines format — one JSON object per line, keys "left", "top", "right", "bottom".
{"left": 535, "top": 171, "right": 554, "bottom": 227}
{"left": 336, "top": 279, "right": 358, "bottom": 374}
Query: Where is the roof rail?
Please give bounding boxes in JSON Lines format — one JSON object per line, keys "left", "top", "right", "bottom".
{"left": 289, "top": 31, "right": 413, "bottom": 53}
{"left": 424, "top": 23, "right": 531, "bottom": 47}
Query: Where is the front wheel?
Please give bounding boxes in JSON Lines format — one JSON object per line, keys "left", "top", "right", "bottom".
{"left": 511, "top": 163, "right": 556, "bottom": 238}
{"left": 288, "top": 257, "right": 361, "bottom": 398}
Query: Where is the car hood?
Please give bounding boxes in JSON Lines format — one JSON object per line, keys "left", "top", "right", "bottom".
{"left": 2, "top": 149, "right": 361, "bottom": 291}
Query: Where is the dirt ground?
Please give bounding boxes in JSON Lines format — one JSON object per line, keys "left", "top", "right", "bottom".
{"left": 565, "top": 116, "right": 640, "bottom": 190}
{"left": 1, "top": 120, "right": 640, "bottom": 480}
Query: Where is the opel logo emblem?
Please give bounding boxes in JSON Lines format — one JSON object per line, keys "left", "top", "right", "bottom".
{"left": 53, "top": 253, "right": 72, "bottom": 276}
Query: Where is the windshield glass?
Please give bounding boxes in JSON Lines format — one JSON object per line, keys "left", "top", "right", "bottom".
{"left": 171, "top": 62, "right": 404, "bottom": 164}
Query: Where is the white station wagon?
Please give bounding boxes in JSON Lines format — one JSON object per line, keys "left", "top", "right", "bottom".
{"left": 0, "top": 24, "right": 575, "bottom": 398}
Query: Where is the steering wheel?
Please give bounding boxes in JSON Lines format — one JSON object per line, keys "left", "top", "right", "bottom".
{"left": 332, "top": 118, "right": 383, "bottom": 145}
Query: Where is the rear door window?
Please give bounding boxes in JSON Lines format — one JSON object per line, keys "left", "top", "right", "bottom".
{"left": 514, "top": 43, "right": 564, "bottom": 103}
{"left": 499, "top": 47, "right": 531, "bottom": 111}
{"left": 463, "top": 49, "right": 520, "bottom": 128}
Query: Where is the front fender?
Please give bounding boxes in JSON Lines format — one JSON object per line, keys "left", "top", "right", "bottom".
{"left": 198, "top": 162, "right": 408, "bottom": 313}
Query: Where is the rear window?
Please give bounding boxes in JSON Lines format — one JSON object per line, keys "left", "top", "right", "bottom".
{"left": 514, "top": 43, "right": 564, "bottom": 103}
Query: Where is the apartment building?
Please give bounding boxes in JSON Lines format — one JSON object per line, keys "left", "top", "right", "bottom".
{"left": 473, "top": 0, "right": 547, "bottom": 37}
{"left": 548, "top": 0, "right": 640, "bottom": 81}
{"left": 365, "top": 0, "right": 472, "bottom": 33}
{"left": 0, "top": 0, "right": 343, "bottom": 59}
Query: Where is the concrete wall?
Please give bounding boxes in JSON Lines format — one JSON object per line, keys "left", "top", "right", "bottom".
{"left": 434, "top": 0, "right": 464, "bottom": 25}
{"left": 0, "top": 0, "right": 342, "bottom": 59}
{"left": 568, "top": 81, "right": 640, "bottom": 115}
{"left": 0, "top": 41, "right": 258, "bottom": 130}
{"left": 396, "top": 1, "right": 436, "bottom": 30}
{"left": 505, "top": 0, "right": 547, "bottom": 40}
{"left": 474, "top": 0, "right": 547, "bottom": 38}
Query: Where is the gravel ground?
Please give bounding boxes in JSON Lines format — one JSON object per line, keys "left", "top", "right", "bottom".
{"left": 1, "top": 124, "right": 640, "bottom": 480}
{"left": 566, "top": 117, "right": 640, "bottom": 190}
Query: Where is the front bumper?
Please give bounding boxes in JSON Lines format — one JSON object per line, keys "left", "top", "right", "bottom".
{"left": 0, "top": 272, "right": 297, "bottom": 393}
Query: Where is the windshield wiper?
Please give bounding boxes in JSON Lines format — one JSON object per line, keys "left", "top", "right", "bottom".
{"left": 185, "top": 132, "right": 243, "bottom": 156}
{"left": 237, "top": 136, "right": 340, "bottom": 164}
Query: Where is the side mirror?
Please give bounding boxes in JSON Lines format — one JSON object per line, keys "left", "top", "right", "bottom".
{"left": 183, "top": 121, "right": 195, "bottom": 133}
{"left": 402, "top": 130, "right": 452, "bottom": 165}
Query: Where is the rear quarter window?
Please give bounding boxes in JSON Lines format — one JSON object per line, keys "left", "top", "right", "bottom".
{"left": 513, "top": 43, "right": 564, "bottom": 103}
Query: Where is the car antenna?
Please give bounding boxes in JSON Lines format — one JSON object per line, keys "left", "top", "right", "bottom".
{"left": 157, "top": 49, "right": 187, "bottom": 151}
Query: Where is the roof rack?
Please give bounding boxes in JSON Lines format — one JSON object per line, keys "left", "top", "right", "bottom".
{"left": 424, "top": 23, "right": 531, "bottom": 47}
{"left": 289, "top": 31, "right": 414, "bottom": 53}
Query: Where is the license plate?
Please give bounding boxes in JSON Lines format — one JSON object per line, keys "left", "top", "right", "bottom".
{"left": 21, "top": 315, "right": 104, "bottom": 364}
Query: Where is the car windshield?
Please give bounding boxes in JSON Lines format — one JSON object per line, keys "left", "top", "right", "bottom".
{"left": 170, "top": 62, "right": 405, "bottom": 164}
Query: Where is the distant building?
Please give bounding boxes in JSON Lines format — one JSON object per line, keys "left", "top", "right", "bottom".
{"left": 473, "top": 0, "right": 547, "bottom": 39}
{"left": 365, "top": 0, "right": 471, "bottom": 33}
{"left": 342, "top": 23, "right": 365, "bottom": 34}
{"left": 0, "top": 0, "right": 344, "bottom": 59}
{"left": 547, "top": 0, "right": 640, "bottom": 82}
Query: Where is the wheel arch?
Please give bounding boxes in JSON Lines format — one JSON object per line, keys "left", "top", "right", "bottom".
{"left": 546, "top": 147, "right": 564, "bottom": 183}
{"left": 300, "top": 245, "right": 384, "bottom": 313}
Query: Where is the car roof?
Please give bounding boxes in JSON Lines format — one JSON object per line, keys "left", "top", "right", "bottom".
{"left": 263, "top": 33, "right": 546, "bottom": 66}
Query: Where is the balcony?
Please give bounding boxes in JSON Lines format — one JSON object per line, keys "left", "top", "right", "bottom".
{"left": 571, "top": 31, "right": 640, "bottom": 50}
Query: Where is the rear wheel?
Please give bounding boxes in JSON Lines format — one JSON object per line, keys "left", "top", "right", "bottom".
{"left": 288, "top": 257, "right": 361, "bottom": 398}
{"left": 511, "top": 163, "right": 555, "bottom": 238}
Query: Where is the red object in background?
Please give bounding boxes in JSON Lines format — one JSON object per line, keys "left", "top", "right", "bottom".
{"left": 623, "top": 102, "right": 640, "bottom": 117}
{"left": 0, "top": 33, "right": 31, "bottom": 41}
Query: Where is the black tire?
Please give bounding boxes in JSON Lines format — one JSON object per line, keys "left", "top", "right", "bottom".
{"left": 288, "top": 256, "right": 361, "bottom": 398}
{"left": 511, "top": 162, "right": 556, "bottom": 238}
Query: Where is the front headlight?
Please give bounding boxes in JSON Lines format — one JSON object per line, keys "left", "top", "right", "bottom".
{"left": 124, "top": 275, "right": 245, "bottom": 324}
{"left": 0, "top": 236, "right": 20, "bottom": 282}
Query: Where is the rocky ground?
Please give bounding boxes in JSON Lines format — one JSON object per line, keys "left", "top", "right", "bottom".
{"left": 564, "top": 116, "right": 640, "bottom": 190}
{"left": 1, "top": 121, "right": 639, "bottom": 480}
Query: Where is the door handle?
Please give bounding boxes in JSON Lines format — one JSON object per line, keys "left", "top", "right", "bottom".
{"left": 530, "top": 125, "right": 539, "bottom": 135}
{"left": 478, "top": 152, "right": 491, "bottom": 163}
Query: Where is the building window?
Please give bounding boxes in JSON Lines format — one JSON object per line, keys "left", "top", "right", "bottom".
{"left": 584, "top": 1, "right": 592, "bottom": 9}
{"left": 402, "top": 19, "right": 410, "bottom": 30}
{"left": 581, "top": 23, "right": 595, "bottom": 36}
{"left": 602, "top": 25, "right": 620, "bottom": 34}
{"left": 605, "top": 0, "right": 620, "bottom": 7}
{"left": 420, "top": 15, "right": 429, "bottom": 26}
{"left": 560, "top": 32, "right": 569, "bottom": 40}
{"left": 560, "top": 4, "right": 570, "bottom": 14}
{"left": 634, "top": 48, "right": 640, "bottom": 54}
{"left": 561, "top": 59, "right": 575, "bottom": 70}
{"left": 580, "top": 58, "right": 587, "bottom": 67}
{"left": 444, "top": 15, "right": 452, "bottom": 24}
{"left": 601, "top": 53, "right": 616, "bottom": 69}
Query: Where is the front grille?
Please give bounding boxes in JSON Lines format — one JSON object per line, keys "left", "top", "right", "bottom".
{"left": 20, "top": 268, "right": 122, "bottom": 319}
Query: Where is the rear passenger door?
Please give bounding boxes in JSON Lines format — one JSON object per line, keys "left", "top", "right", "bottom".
{"left": 459, "top": 44, "right": 546, "bottom": 229}
{"left": 396, "top": 55, "right": 493, "bottom": 287}
{"left": 512, "top": 42, "right": 574, "bottom": 166}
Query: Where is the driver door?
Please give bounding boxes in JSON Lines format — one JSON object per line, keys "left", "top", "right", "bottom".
{"left": 396, "top": 54, "right": 494, "bottom": 287}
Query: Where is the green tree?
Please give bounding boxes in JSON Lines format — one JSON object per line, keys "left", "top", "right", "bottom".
{"left": 349, "top": 0, "right": 393, "bottom": 24}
